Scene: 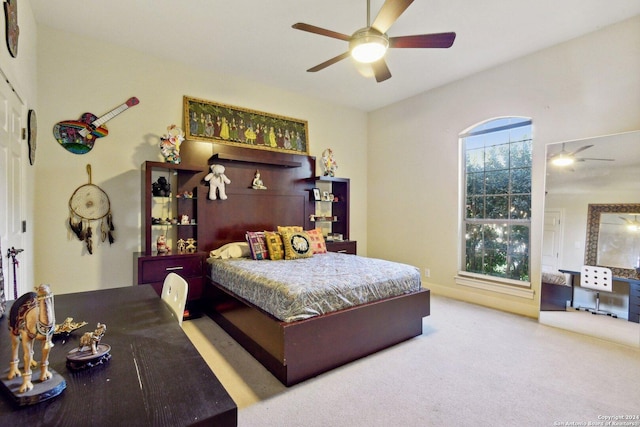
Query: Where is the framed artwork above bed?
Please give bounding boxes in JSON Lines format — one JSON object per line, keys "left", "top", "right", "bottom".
{"left": 183, "top": 96, "right": 309, "bottom": 155}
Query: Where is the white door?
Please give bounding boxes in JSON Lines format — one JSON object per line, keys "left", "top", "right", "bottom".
{"left": 542, "top": 209, "right": 563, "bottom": 273}
{"left": 0, "top": 77, "right": 25, "bottom": 300}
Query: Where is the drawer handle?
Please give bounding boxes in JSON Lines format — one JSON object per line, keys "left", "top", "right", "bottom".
{"left": 337, "top": 250, "right": 347, "bottom": 253}
{"left": 165, "top": 266, "right": 184, "bottom": 271}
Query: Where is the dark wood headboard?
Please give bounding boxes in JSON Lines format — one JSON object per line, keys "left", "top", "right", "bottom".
{"left": 180, "top": 141, "right": 316, "bottom": 253}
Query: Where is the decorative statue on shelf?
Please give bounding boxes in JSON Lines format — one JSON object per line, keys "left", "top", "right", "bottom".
{"left": 186, "top": 238, "right": 197, "bottom": 253}
{"left": 321, "top": 148, "right": 338, "bottom": 177}
{"left": 152, "top": 176, "right": 171, "bottom": 197}
{"left": 177, "top": 239, "right": 187, "bottom": 254}
{"left": 204, "top": 164, "right": 231, "bottom": 200}
{"left": 156, "top": 234, "right": 170, "bottom": 254}
{"left": 8, "top": 284, "right": 56, "bottom": 393}
{"left": 251, "top": 170, "right": 267, "bottom": 190}
{"left": 159, "top": 124, "right": 185, "bottom": 164}
{"left": 78, "top": 323, "right": 107, "bottom": 355}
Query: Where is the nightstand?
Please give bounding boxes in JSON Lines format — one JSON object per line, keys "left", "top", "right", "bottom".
{"left": 326, "top": 240, "right": 357, "bottom": 255}
{"left": 133, "top": 252, "right": 206, "bottom": 301}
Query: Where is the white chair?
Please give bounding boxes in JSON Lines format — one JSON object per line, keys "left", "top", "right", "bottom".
{"left": 161, "top": 273, "right": 189, "bottom": 326}
{"left": 578, "top": 265, "right": 616, "bottom": 317}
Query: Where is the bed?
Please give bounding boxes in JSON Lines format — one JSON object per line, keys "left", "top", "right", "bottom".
{"left": 205, "top": 251, "right": 429, "bottom": 386}
{"left": 540, "top": 270, "right": 573, "bottom": 311}
{"left": 185, "top": 142, "right": 430, "bottom": 386}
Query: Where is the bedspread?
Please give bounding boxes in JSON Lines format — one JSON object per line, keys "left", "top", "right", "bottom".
{"left": 208, "top": 252, "right": 422, "bottom": 322}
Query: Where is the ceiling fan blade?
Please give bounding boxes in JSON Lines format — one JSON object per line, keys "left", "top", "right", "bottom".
{"left": 576, "top": 157, "right": 615, "bottom": 162}
{"left": 306, "top": 52, "right": 351, "bottom": 72}
{"left": 372, "top": 59, "right": 392, "bottom": 82}
{"left": 372, "top": 0, "right": 414, "bottom": 34}
{"left": 568, "top": 144, "right": 593, "bottom": 156}
{"left": 389, "top": 32, "right": 456, "bottom": 49}
{"left": 292, "top": 23, "right": 351, "bottom": 41}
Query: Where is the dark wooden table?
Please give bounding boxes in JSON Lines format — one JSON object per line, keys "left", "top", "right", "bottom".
{"left": 0, "top": 285, "right": 237, "bottom": 426}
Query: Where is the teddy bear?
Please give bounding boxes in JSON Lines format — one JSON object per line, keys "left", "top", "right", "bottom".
{"left": 204, "top": 164, "right": 231, "bottom": 200}
{"left": 152, "top": 176, "right": 171, "bottom": 197}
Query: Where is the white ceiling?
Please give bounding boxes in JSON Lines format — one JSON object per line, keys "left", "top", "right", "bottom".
{"left": 31, "top": 0, "right": 640, "bottom": 112}
{"left": 546, "top": 131, "right": 640, "bottom": 194}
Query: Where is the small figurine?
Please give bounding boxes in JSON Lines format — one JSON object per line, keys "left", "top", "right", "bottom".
{"left": 54, "top": 317, "right": 88, "bottom": 335}
{"left": 66, "top": 322, "right": 111, "bottom": 370}
{"left": 186, "top": 238, "right": 197, "bottom": 253}
{"left": 156, "top": 235, "right": 170, "bottom": 254}
{"left": 177, "top": 238, "right": 187, "bottom": 254}
{"left": 7, "top": 284, "right": 57, "bottom": 394}
{"left": 180, "top": 214, "right": 190, "bottom": 225}
{"left": 78, "top": 323, "right": 106, "bottom": 355}
{"left": 159, "top": 125, "right": 185, "bottom": 164}
{"left": 251, "top": 170, "right": 267, "bottom": 190}
{"left": 321, "top": 148, "right": 338, "bottom": 177}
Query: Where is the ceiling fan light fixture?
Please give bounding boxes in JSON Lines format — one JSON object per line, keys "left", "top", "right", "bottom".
{"left": 551, "top": 155, "right": 574, "bottom": 167}
{"left": 350, "top": 28, "right": 389, "bottom": 63}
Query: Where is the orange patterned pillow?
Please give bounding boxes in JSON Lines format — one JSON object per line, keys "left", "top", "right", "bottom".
{"left": 306, "top": 228, "right": 327, "bottom": 254}
{"left": 264, "top": 231, "right": 284, "bottom": 260}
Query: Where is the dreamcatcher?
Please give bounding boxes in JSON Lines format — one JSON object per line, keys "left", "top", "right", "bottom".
{"left": 68, "top": 164, "right": 115, "bottom": 254}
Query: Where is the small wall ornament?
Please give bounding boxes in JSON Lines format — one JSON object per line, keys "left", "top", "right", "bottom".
{"left": 67, "top": 165, "right": 116, "bottom": 254}
{"left": 160, "top": 124, "right": 184, "bottom": 164}
{"left": 251, "top": 170, "right": 267, "bottom": 189}
{"left": 322, "top": 148, "right": 338, "bottom": 177}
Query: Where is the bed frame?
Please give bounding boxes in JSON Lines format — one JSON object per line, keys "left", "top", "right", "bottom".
{"left": 181, "top": 141, "right": 431, "bottom": 386}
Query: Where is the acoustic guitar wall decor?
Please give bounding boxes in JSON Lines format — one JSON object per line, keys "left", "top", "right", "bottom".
{"left": 53, "top": 97, "right": 139, "bottom": 154}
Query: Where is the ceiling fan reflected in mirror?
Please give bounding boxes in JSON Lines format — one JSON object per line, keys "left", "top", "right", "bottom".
{"left": 620, "top": 215, "right": 640, "bottom": 232}
{"left": 292, "top": 0, "right": 456, "bottom": 82}
{"left": 548, "top": 143, "right": 614, "bottom": 167}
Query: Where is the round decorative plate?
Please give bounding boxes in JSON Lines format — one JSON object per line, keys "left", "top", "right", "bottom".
{"left": 27, "top": 109, "right": 36, "bottom": 165}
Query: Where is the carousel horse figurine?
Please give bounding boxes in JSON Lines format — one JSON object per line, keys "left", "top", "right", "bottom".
{"left": 7, "top": 284, "right": 56, "bottom": 393}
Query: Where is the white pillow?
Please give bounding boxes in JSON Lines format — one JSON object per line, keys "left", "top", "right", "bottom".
{"left": 209, "top": 242, "right": 250, "bottom": 259}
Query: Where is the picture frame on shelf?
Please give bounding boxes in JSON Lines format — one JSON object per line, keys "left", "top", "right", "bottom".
{"left": 183, "top": 95, "right": 309, "bottom": 154}
{"left": 312, "top": 188, "right": 321, "bottom": 201}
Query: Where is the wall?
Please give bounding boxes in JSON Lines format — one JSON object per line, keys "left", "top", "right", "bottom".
{"left": 368, "top": 16, "right": 640, "bottom": 318}
{"left": 0, "top": 0, "right": 37, "bottom": 293}
{"left": 35, "top": 26, "right": 367, "bottom": 294}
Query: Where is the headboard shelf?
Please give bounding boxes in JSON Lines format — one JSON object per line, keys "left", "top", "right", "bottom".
{"left": 211, "top": 152, "right": 302, "bottom": 168}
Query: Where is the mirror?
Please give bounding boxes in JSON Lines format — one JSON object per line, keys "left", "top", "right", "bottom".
{"left": 541, "top": 130, "right": 640, "bottom": 309}
{"left": 585, "top": 204, "right": 640, "bottom": 277}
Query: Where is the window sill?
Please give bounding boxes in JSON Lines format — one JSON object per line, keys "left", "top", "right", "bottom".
{"left": 455, "top": 273, "right": 535, "bottom": 299}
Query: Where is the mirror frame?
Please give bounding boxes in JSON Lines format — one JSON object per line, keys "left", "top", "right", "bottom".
{"left": 585, "top": 203, "right": 640, "bottom": 279}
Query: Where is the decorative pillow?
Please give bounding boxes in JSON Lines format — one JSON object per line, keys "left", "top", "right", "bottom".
{"left": 281, "top": 230, "right": 313, "bottom": 260}
{"left": 209, "top": 242, "right": 250, "bottom": 259}
{"left": 305, "top": 228, "right": 327, "bottom": 254}
{"left": 245, "top": 231, "right": 268, "bottom": 260}
{"left": 264, "top": 231, "right": 285, "bottom": 260}
{"left": 277, "top": 225, "right": 303, "bottom": 234}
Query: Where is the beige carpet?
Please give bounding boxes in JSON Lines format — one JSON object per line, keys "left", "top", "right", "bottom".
{"left": 183, "top": 295, "right": 640, "bottom": 426}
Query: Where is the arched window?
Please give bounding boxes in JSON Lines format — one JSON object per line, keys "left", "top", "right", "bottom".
{"left": 460, "top": 117, "right": 532, "bottom": 284}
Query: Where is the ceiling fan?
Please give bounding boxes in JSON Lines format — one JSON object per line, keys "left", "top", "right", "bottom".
{"left": 292, "top": 0, "right": 456, "bottom": 82}
{"left": 548, "top": 143, "right": 614, "bottom": 167}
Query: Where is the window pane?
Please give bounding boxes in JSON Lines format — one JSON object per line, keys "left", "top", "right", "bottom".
{"left": 467, "top": 172, "right": 485, "bottom": 195}
{"left": 510, "top": 195, "right": 531, "bottom": 219}
{"left": 466, "top": 147, "right": 484, "bottom": 173}
{"left": 485, "top": 170, "right": 509, "bottom": 195}
{"left": 466, "top": 196, "right": 484, "bottom": 219}
{"left": 509, "top": 140, "right": 532, "bottom": 168}
{"left": 486, "top": 195, "right": 508, "bottom": 218}
{"left": 510, "top": 167, "right": 531, "bottom": 194}
{"left": 484, "top": 142, "right": 509, "bottom": 171}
